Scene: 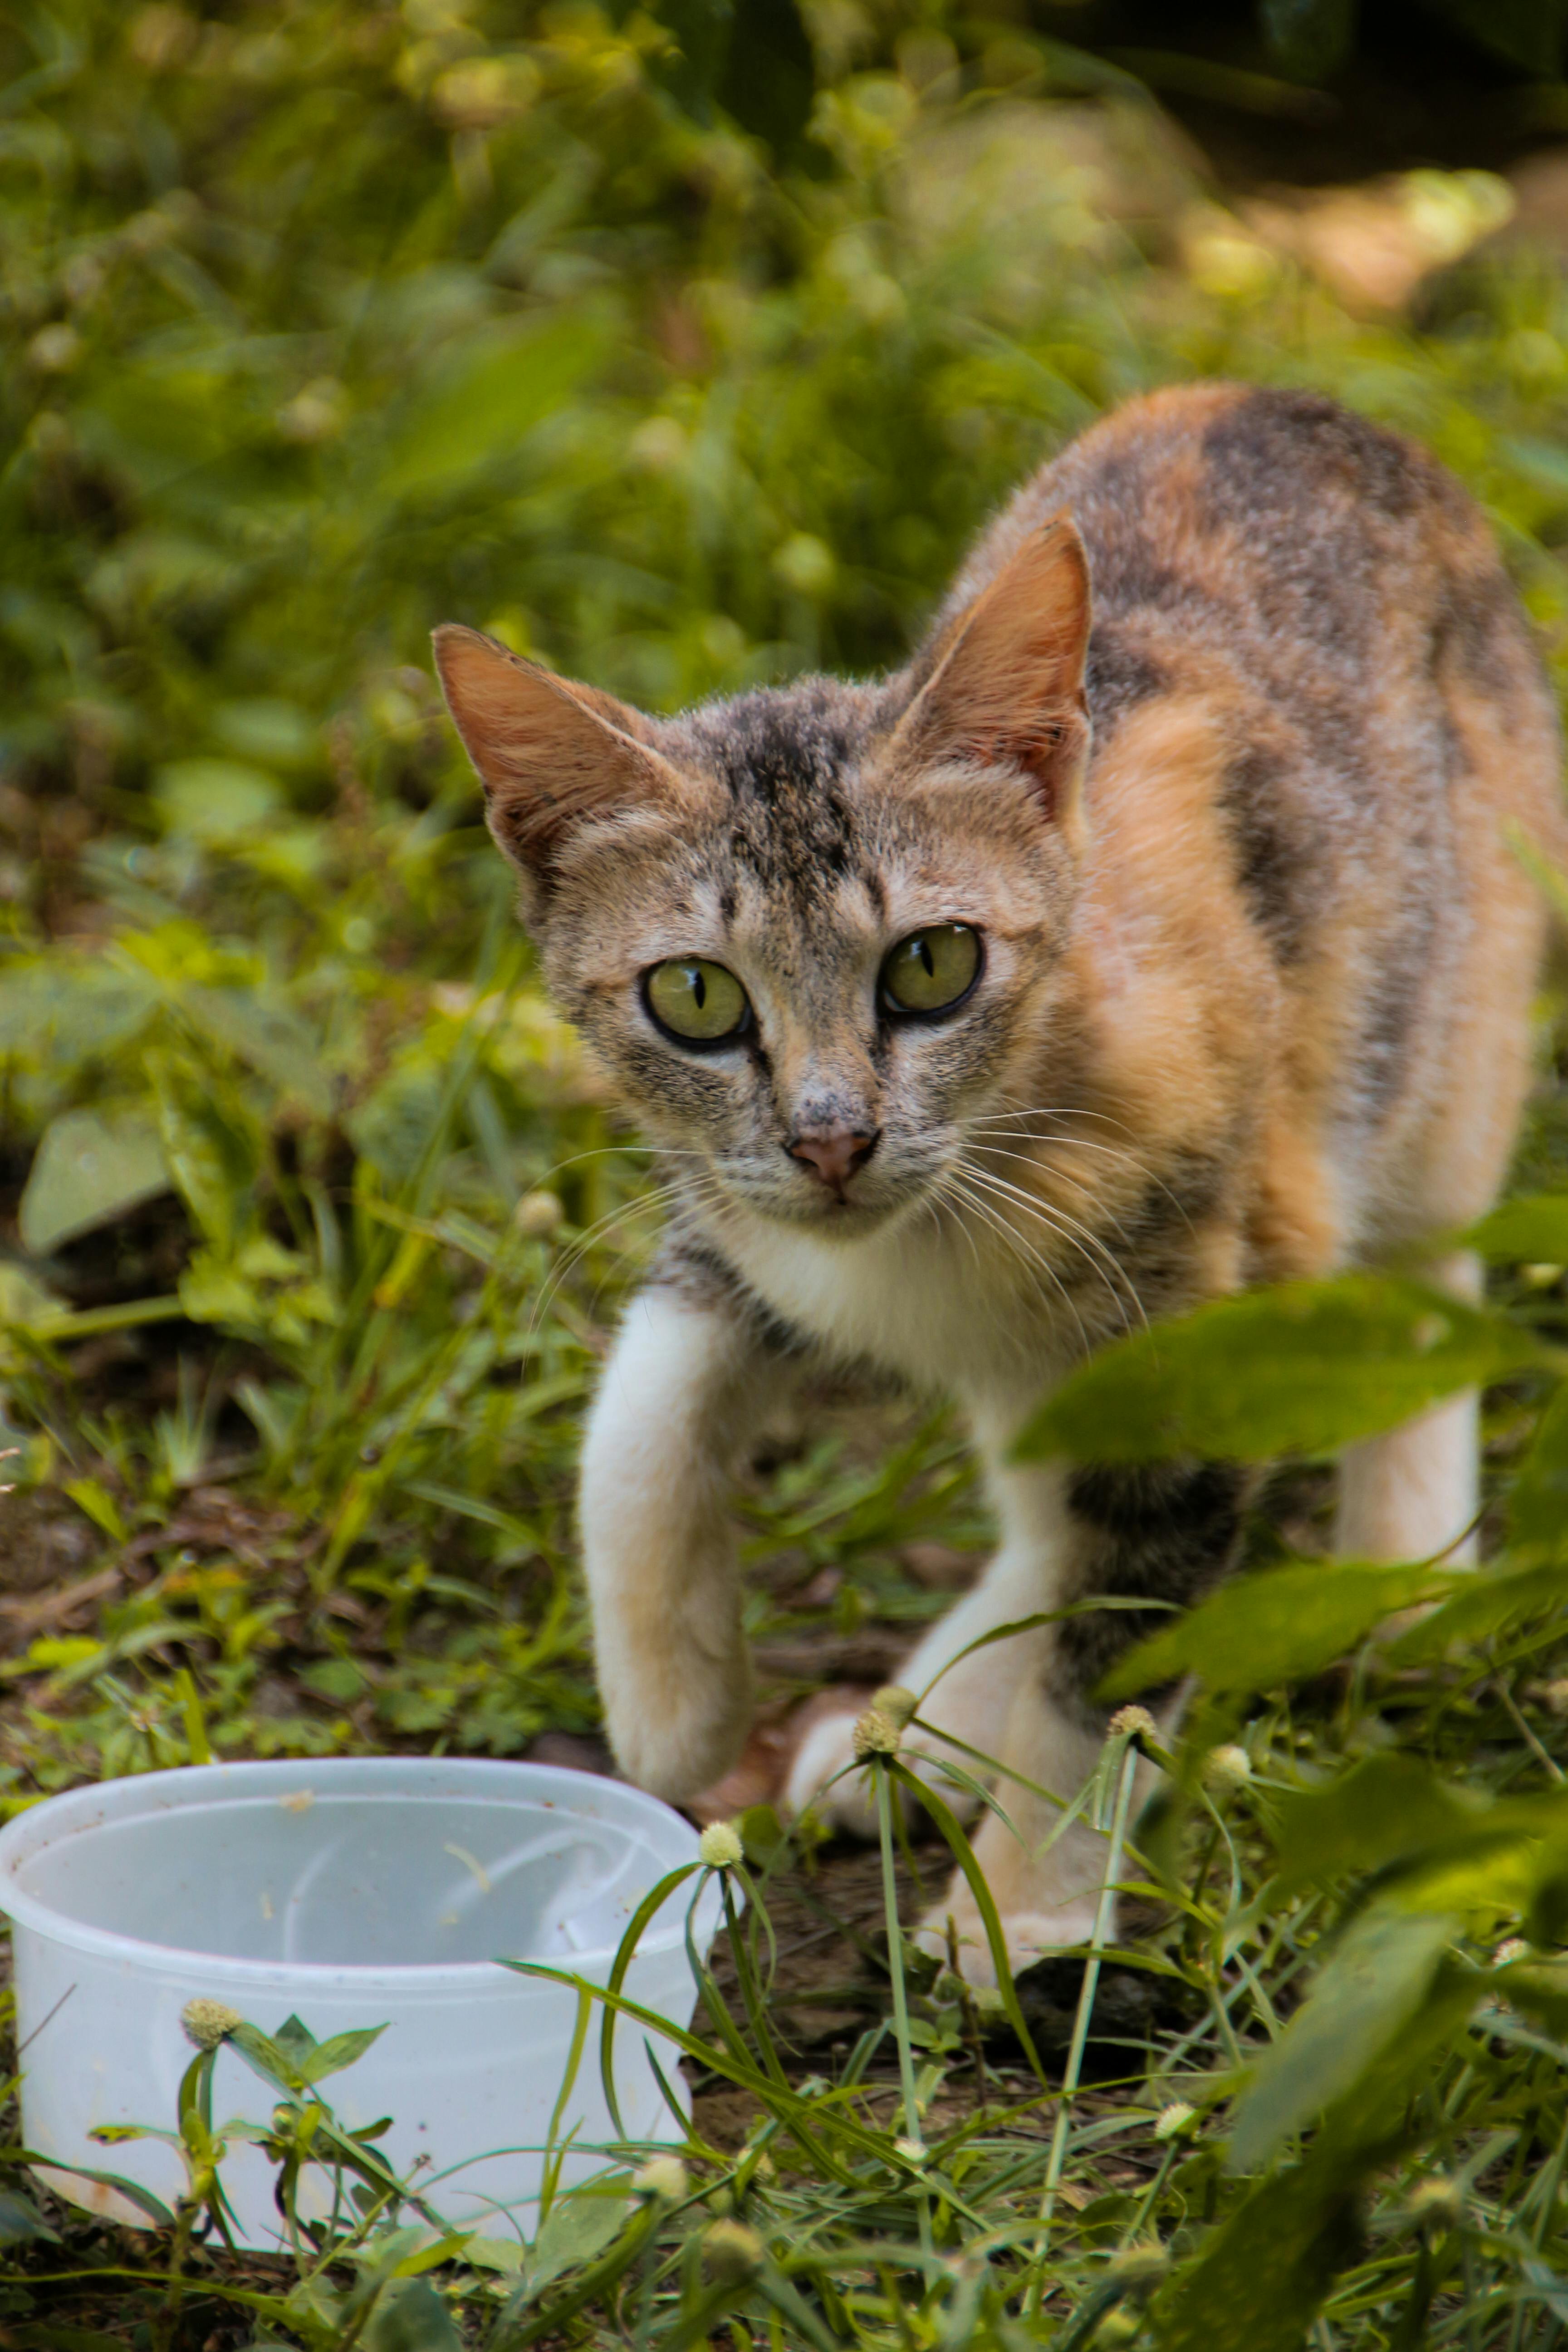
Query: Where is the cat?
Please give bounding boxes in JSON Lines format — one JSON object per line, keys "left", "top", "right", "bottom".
{"left": 434, "top": 382, "right": 1560, "bottom": 1980}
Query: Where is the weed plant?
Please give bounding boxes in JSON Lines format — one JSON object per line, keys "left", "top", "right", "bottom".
{"left": 4, "top": 0, "right": 1568, "bottom": 2344}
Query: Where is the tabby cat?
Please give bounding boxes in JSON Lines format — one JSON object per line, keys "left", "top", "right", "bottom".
{"left": 435, "top": 383, "right": 1559, "bottom": 1978}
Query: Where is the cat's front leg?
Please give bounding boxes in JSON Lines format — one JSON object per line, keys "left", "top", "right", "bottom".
{"left": 580, "top": 1280, "right": 786, "bottom": 1803}
{"left": 921, "top": 1458, "right": 1250, "bottom": 1980}
{"left": 782, "top": 1544, "right": 1051, "bottom": 1835}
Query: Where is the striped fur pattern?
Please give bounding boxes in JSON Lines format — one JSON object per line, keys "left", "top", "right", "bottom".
{"left": 436, "top": 385, "right": 1560, "bottom": 1975}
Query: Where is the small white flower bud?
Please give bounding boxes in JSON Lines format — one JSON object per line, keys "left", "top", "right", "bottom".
{"left": 1408, "top": 2176, "right": 1465, "bottom": 2226}
{"left": 852, "top": 1707, "right": 900, "bottom": 1759}
{"left": 1108, "top": 1705, "right": 1156, "bottom": 1744}
{"left": 632, "top": 2154, "right": 688, "bottom": 2201}
{"left": 872, "top": 1685, "right": 918, "bottom": 1730}
{"left": 893, "top": 2137, "right": 927, "bottom": 2166}
{"left": 514, "top": 1191, "right": 563, "bottom": 1236}
{"left": 703, "top": 2219, "right": 764, "bottom": 2278}
{"left": 1109, "top": 2239, "right": 1167, "bottom": 2285}
{"left": 1491, "top": 1937, "right": 1529, "bottom": 1969}
{"left": 698, "top": 1821, "right": 744, "bottom": 1870}
{"left": 181, "top": 1998, "right": 243, "bottom": 2051}
{"left": 1093, "top": 2311, "right": 1142, "bottom": 2346}
{"left": 1203, "top": 1744, "right": 1253, "bottom": 1795}
{"left": 1152, "top": 2100, "right": 1196, "bottom": 2141}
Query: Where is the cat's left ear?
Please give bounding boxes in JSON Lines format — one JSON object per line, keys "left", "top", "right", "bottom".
{"left": 895, "top": 514, "right": 1092, "bottom": 843}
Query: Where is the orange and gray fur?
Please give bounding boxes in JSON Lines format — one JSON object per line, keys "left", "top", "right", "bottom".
{"left": 436, "top": 383, "right": 1559, "bottom": 1976}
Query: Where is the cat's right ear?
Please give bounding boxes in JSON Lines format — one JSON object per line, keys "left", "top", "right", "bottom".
{"left": 432, "top": 626, "right": 691, "bottom": 907}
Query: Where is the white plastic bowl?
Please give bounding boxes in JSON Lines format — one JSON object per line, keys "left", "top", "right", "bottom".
{"left": 0, "top": 1757, "right": 721, "bottom": 2247}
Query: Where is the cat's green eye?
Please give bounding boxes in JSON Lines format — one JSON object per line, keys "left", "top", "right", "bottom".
{"left": 880, "top": 924, "right": 981, "bottom": 1016}
{"left": 644, "top": 958, "right": 751, "bottom": 1043}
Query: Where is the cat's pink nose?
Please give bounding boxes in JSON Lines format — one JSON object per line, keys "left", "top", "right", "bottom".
{"left": 787, "top": 1127, "right": 879, "bottom": 1197}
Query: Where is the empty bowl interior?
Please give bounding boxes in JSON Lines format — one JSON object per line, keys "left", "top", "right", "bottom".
{"left": 13, "top": 1786, "right": 664, "bottom": 1968}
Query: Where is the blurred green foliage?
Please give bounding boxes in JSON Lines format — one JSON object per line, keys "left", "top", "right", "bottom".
{"left": 7, "top": 0, "right": 1568, "bottom": 2345}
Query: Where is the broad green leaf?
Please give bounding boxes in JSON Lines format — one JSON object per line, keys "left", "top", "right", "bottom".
{"left": 0, "top": 964, "right": 158, "bottom": 1066}
{"left": 1269, "top": 1754, "right": 1483, "bottom": 1892}
{"left": 462, "top": 2236, "right": 526, "bottom": 2275}
{"left": 19, "top": 1108, "right": 170, "bottom": 1254}
{"left": 1099, "top": 1558, "right": 1451, "bottom": 1700}
{"left": 180, "top": 985, "right": 330, "bottom": 1113}
{"left": 0, "top": 2186, "right": 60, "bottom": 2245}
{"left": 1271, "top": 1756, "right": 1568, "bottom": 1921}
{"left": 212, "top": 697, "right": 318, "bottom": 768}
{"left": 524, "top": 2189, "right": 631, "bottom": 2303}
{"left": 228, "top": 2023, "right": 298, "bottom": 2091}
{"left": 1495, "top": 1958, "right": 1568, "bottom": 2036}
{"left": 275, "top": 2014, "right": 318, "bottom": 2060}
{"left": 153, "top": 1083, "right": 260, "bottom": 1254}
{"left": 1226, "top": 1908, "right": 1459, "bottom": 2172}
{"left": 1469, "top": 1190, "right": 1568, "bottom": 1264}
{"left": 1012, "top": 1275, "right": 1542, "bottom": 1465}
{"left": 0, "top": 1263, "right": 66, "bottom": 1327}
{"left": 154, "top": 758, "right": 282, "bottom": 842}
{"left": 363, "top": 2277, "right": 463, "bottom": 2352}
{"left": 1150, "top": 2149, "right": 1364, "bottom": 2352}
{"left": 1384, "top": 1558, "right": 1568, "bottom": 1664}
{"left": 301, "top": 2024, "right": 388, "bottom": 2083}
{"left": 1509, "top": 1381, "right": 1568, "bottom": 1553}
{"left": 381, "top": 317, "right": 611, "bottom": 500}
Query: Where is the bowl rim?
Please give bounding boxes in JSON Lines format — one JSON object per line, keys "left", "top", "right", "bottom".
{"left": 0, "top": 1755, "right": 715, "bottom": 1986}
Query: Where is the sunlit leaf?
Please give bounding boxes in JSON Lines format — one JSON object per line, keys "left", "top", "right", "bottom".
{"left": 154, "top": 758, "right": 283, "bottom": 843}
{"left": 524, "top": 2190, "right": 631, "bottom": 2304}
{"left": 180, "top": 985, "right": 331, "bottom": 1114}
{"left": 1099, "top": 1557, "right": 1452, "bottom": 1700}
{"left": 1383, "top": 1558, "right": 1568, "bottom": 1664}
{"left": 380, "top": 318, "right": 612, "bottom": 500}
{"left": 1226, "top": 1909, "right": 1460, "bottom": 2172}
{"left": 300, "top": 2024, "right": 388, "bottom": 2083}
{"left": 362, "top": 2277, "right": 463, "bottom": 2352}
{"left": 1508, "top": 1381, "right": 1568, "bottom": 1553}
{"left": 19, "top": 1107, "right": 169, "bottom": 1254}
{"left": 1469, "top": 1190, "right": 1568, "bottom": 1264}
{"left": 1150, "top": 2147, "right": 1364, "bottom": 2352}
{"left": 0, "top": 2187, "right": 60, "bottom": 2245}
{"left": 1012, "top": 1278, "right": 1542, "bottom": 1465}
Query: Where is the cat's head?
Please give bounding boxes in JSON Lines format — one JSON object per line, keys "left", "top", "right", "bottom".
{"left": 434, "top": 518, "right": 1092, "bottom": 1237}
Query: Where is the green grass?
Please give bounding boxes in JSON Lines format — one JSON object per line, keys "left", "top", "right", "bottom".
{"left": 5, "top": 0, "right": 1568, "bottom": 2343}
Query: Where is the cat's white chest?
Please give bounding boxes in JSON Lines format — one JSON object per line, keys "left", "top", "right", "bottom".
{"left": 716, "top": 1209, "right": 1057, "bottom": 1401}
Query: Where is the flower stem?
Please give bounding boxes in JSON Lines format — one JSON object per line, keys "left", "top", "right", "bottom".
{"left": 1027, "top": 1730, "right": 1141, "bottom": 2313}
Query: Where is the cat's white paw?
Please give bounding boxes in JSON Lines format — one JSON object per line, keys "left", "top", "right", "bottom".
{"left": 603, "top": 1666, "right": 753, "bottom": 1806}
{"left": 782, "top": 1705, "right": 879, "bottom": 1835}
{"left": 915, "top": 1884, "right": 1102, "bottom": 1985}
{"left": 782, "top": 1702, "right": 990, "bottom": 1838}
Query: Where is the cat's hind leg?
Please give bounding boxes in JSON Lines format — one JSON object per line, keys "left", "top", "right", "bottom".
{"left": 1334, "top": 1253, "right": 1482, "bottom": 1566}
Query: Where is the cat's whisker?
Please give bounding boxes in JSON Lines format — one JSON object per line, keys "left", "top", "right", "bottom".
{"left": 942, "top": 1170, "right": 1093, "bottom": 1359}
{"left": 966, "top": 1140, "right": 1150, "bottom": 1266}
{"left": 573, "top": 1181, "right": 731, "bottom": 1328}
{"left": 959, "top": 1167, "right": 1131, "bottom": 1332}
{"left": 958, "top": 1161, "right": 1149, "bottom": 1339}
{"left": 924, "top": 1170, "right": 987, "bottom": 1283}
{"left": 968, "top": 1119, "right": 1196, "bottom": 1238}
{"left": 964, "top": 1160, "right": 1138, "bottom": 1313}
{"left": 962, "top": 1143, "right": 1153, "bottom": 1328}
{"left": 527, "top": 1174, "right": 710, "bottom": 1333}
